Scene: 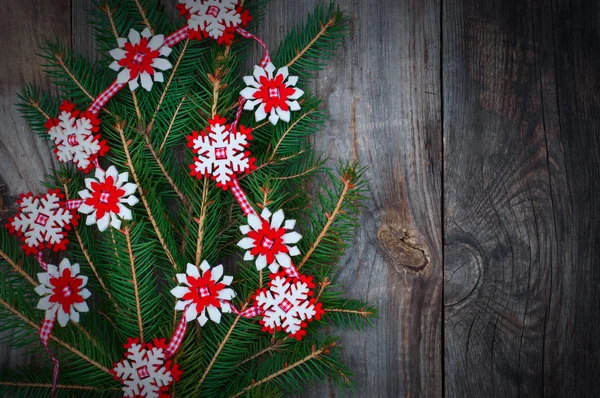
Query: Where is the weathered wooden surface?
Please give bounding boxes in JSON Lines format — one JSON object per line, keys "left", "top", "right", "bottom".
{"left": 1, "top": 0, "right": 599, "bottom": 397}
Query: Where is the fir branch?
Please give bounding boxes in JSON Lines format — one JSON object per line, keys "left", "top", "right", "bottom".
{"left": 324, "top": 308, "right": 374, "bottom": 317}
{"left": 0, "top": 297, "right": 111, "bottom": 374}
{"left": 54, "top": 54, "right": 94, "bottom": 101}
{"left": 0, "top": 250, "right": 37, "bottom": 287}
{"left": 230, "top": 343, "right": 334, "bottom": 397}
{"left": 268, "top": 110, "right": 316, "bottom": 162}
{"left": 235, "top": 338, "right": 289, "bottom": 368}
{"left": 116, "top": 123, "right": 178, "bottom": 270}
{"left": 0, "top": 381, "right": 117, "bottom": 391}
{"left": 297, "top": 174, "right": 352, "bottom": 269}
{"left": 158, "top": 94, "right": 186, "bottom": 155}
{"left": 285, "top": 17, "right": 336, "bottom": 69}
{"left": 133, "top": 0, "right": 153, "bottom": 33}
{"left": 124, "top": 227, "right": 144, "bottom": 342}
{"left": 195, "top": 180, "right": 210, "bottom": 265}
{"left": 27, "top": 99, "right": 50, "bottom": 120}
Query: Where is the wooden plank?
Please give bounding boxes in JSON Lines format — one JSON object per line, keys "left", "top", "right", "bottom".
{"left": 257, "top": 0, "right": 443, "bottom": 396}
{"left": 443, "top": 0, "right": 600, "bottom": 396}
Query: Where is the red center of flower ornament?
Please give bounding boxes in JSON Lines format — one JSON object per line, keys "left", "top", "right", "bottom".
{"left": 254, "top": 74, "right": 296, "bottom": 113}
{"left": 206, "top": 5, "right": 220, "bottom": 17}
{"left": 84, "top": 176, "right": 125, "bottom": 220}
{"left": 279, "top": 298, "right": 293, "bottom": 313}
{"left": 35, "top": 213, "right": 50, "bottom": 226}
{"left": 214, "top": 147, "right": 227, "bottom": 160}
{"left": 248, "top": 219, "right": 288, "bottom": 264}
{"left": 119, "top": 38, "right": 160, "bottom": 78}
{"left": 183, "top": 270, "right": 226, "bottom": 312}
{"left": 49, "top": 269, "right": 84, "bottom": 314}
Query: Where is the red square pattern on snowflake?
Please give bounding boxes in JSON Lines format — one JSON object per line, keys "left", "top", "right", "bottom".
{"left": 34, "top": 213, "right": 49, "bottom": 226}
{"left": 214, "top": 147, "right": 227, "bottom": 160}
{"left": 136, "top": 365, "right": 150, "bottom": 380}
{"left": 207, "top": 5, "right": 220, "bottom": 17}
{"left": 67, "top": 134, "right": 79, "bottom": 146}
{"left": 279, "top": 298, "right": 293, "bottom": 313}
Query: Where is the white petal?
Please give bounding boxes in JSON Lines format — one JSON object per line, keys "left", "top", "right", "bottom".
{"left": 141, "top": 28, "right": 152, "bottom": 39}
{"left": 57, "top": 307, "right": 69, "bottom": 327}
{"left": 154, "top": 72, "right": 164, "bottom": 83}
{"left": 186, "top": 263, "right": 200, "bottom": 278}
{"left": 243, "top": 99, "right": 259, "bottom": 111}
{"left": 268, "top": 111, "right": 280, "bottom": 125}
{"left": 35, "top": 284, "right": 50, "bottom": 297}
{"left": 37, "top": 272, "right": 50, "bottom": 287}
{"left": 152, "top": 58, "right": 172, "bottom": 71}
{"left": 95, "top": 167, "right": 105, "bottom": 181}
{"left": 70, "top": 309, "right": 80, "bottom": 324}
{"left": 116, "top": 171, "right": 129, "bottom": 186}
{"left": 289, "top": 87, "right": 304, "bottom": 100}
{"left": 47, "top": 265, "right": 58, "bottom": 277}
{"left": 185, "top": 305, "right": 198, "bottom": 323}
{"left": 84, "top": 178, "right": 95, "bottom": 191}
{"left": 159, "top": 46, "right": 172, "bottom": 57}
{"left": 255, "top": 103, "right": 267, "bottom": 122}
{"left": 78, "top": 189, "right": 92, "bottom": 200}
{"left": 121, "top": 183, "right": 137, "bottom": 196}
{"left": 207, "top": 305, "right": 221, "bottom": 323}
{"left": 283, "top": 231, "right": 302, "bottom": 244}
{"left": 78, "top": 203, "right": 95, "bottom": 215}
{"left": 288, "top": 100, "right": 301, "bottom": 111}
{"left": 118, "top": 68, "right": 132, "bottom": 84}
{"left": 256, "top": 254, "right": 267, "bottom": 270}
{"left": 275, "top": 252, "right": 292, "bottom": 268}
{"left": 268, "top": 261, "right": 280, "bottom": 273}
{"left": 109, "top": 60, "right": 121, "bottom": 71}
{"left": 288, "top": 246, "right": 301, "bottom": 256}
{"left": 70, "top": 263, "right": 80, "bottom": 277}
{"left": 221, "top": 302, "right": 231, "bottom": 313}
{"left": 252, "top": 64, "right": 267, "bottom": 81}
{"left": 243, "top": 251, "right": 255, "bottom": 261}
{"left": 176, "top": 273, "right": 187, "bottom": 284}
{"left": 59, "top": 258, "right": 71, "bottom": 273}
{"left": 243, "top": 75, "right": 260, "bottom": 88}
{"left": 97, "top": 213, "right": 110, "bottom": 232}
{"left": 211, "top": 265, "right": 223, "bottom": 282}
{"left": 125, "top": 195, "right": 139, "bottom": 206}
{"left": 261, "top": 207, "right": 272, "bottom": 220}
{"left": 80, "top": 288, "right": 91, "bottom": 300}
{"left": 276, "top": 66, "right": 289, "bottom": 80}
{"left": 237, "top": 237, "right": 255, "bottom": 250}
{"left": 85, "top": 212, "right": 97, "bottom": 226}
{"left": 240, "top": 87, "right": 258, "bottom": 99}
{"left": 140, "top": 72, "right": 153, "bottom": 91}
{"left": 128, "top": 28, "right": 141, "bottom": 45}
{"left": 284, "top": 219, "right": 296, "bottom": 230}
{"left": 128, "top": 77, "right": 139, "bottom": 91}
{"left": 45, "top": 306, "right": 58, "bottom": 320}
{"left": 117, "top": 204, "right": 132, "bottom": 220}
{"left": 247, "top": 213, "right": 262, "bottom": 231}
{"left": 109, "top": 48, "right": 126, "bottom": 61}
{"left": 110, "top": 214, "right": 122, "bottom": 230}
{"left": 287, "top": 75, "right": 298, "bottom": 86}
{"left": 218, "top": 288, "right": 235, "bottom": 300}
{"left": 37, "top": 295, "right": 53, "bottom": 310}
{"left": 175, "top": 300, "right": 188, "bottom": 311}
{"left": 117, "top": 37, "right": 127, "bottom": 48}
{"left": 276, "top": 108, "right": 290, "bottom": 123}
{"left": 171, "top": 286, "right": 189, "bottom": 299}
{"left": 73, "top": 301, "right": 89, "bottom": 313}
{"left": 199, "top": 260, "right": 210, "bottom": 273}
{"left": 148, "top": 34, "right": 165, "bottom": 50}
{"left": 264, "top": 62, "right": 276, "bottom": 78}
{"left": 221, "top": 275, "right": 233, "bottom": 285}
{"left": 240, "top": 225, "right": 251, "bottom": 234}
{"left": 270, "top": 209, "right": 284, "bottom": 229}
{"left": 198, "top": 310, "right": 208, "bottom": 326}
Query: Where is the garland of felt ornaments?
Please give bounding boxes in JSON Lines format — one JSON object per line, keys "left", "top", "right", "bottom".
{"left": 4, "top": 2, "right": 325, "bottom": 397}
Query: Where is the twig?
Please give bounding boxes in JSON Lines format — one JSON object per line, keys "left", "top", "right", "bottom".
{"left": 195, "top": 180, "right": 210, "bottom": 265}
{"left": 124, "top": 227, "right": 144, "bottom": 342}
{"left": 286, "top": 17, "right": 336, "bottom": 69}
{"left": 0, "top": 381, "right": 119, "bottom": 391}
{"left": 55, "top": 56, "right": 94, "bottom": 101}
{"left": 28, "top": 99, "right": 50, "bottom": 120}
{"left": 0, "top": 250, "right": 37, "bottom": 287}
{"left": 235, "top": 337, "right": 288, "bottom": 367}
{"left": 158, "top": 95, "right": 186, "bottom": 155}
{"left": 268, "top": 110, "right": 315, "bottom": 162}
{"left": 324, "top": 308, "right": 373, "bottom": 317}
{"left": 133, "top": 0, "right": 153, "bottom": 33}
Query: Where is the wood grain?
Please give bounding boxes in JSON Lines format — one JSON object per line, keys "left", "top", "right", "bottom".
{"left": 443, "top": 0, "right": 600, "bottom": 396}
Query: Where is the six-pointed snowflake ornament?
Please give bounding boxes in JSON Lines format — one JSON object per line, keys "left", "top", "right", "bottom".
{"left": 35, "top": 258, "right": 91, "bottom": 327}
{"left": 110, "top": 28, "right": 173, "bottom": 92}
{"left": 5, "top": 189, "right": 77, "bottom": 255}
{"left": 253, "top": 272, "right": 323, "bottom": 340}
{"left": 237, "top": 207, "right": 302, "bottom": 273}
{"left": 171, "top": 261, "right": 235, "bottom": 326}
{"left": 186, "top": 115, "right": 256, "bottom": 189}
{"left": 177, "top": 0, "right": 251, "bottom": 45}
{"left": 44, "top": 101, "right": 108, "bottom": 172}
{"left": 112, "top": 338, "right": 182, "bottom": 398}
{"left": 77, "top": 165, "right": 139, "bottom": 232}
{"left": 240, "top": 62, "right": 304, "bottom": 125}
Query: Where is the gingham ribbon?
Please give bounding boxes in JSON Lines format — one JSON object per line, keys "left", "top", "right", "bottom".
{"left": 39, "top": 317, "right": 60, "bottom": 397}
{"left": 284, "top": 264, "right": 300, "bottom": 278}
{"left": 231, "top": 304, "right": 263, "bottom": 318}
{"left": 164, "top": 313, "right": 188, "bottom": 358}
{"left": 230, "top": 178, "right": 255, "bottom": 216}
{"left": 65, "top": 199, "right": 84, "bottom": 210}
{"left": 35, "top": 252, "right": 48, "bottom": 271}
{"left": 231, "top": 96, "right": 246, "bottom": 130}
{"left": 164, "top": 26, "right": 190, "bottom": 47}
{"left": 87, "top": 80, "right": 126, "bottom": 115}
{"left": 236, "top": 28, "right": 271, "bottom": 67}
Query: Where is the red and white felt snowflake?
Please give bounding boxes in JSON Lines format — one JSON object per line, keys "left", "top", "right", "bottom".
{"left": 112, "top": 338, "right": 182, "bottom": 398}
{"left": 186, "top": 115, "right": 255, "bottom": 189}
{"left": 77, "top": 165, "right": 139, "bottom": 232}
{"left": 110, "top": 28, "right": 173, "bottom": 92}
{"left": 171, "top": 261, "right": 235, "bottom": 326}
{"left": 240, "top": 62, "right": 304, "bottom": 125}
{"left": 44, "top": 101, "right": 108, "bottom": 172}
{"left": 35, "top": 258, "right": 91, "bottom": 327}
{"left": 177, "top": 0, "right": 251, "bottom": 45}
{"left": 237, "top": 207, "right": 302, "bottom": 273}
{"left": 254, "top": 272, "right": 323, "bottom": 340}
{"left": 5, "top": 189, "right": 77, "bottom": 255}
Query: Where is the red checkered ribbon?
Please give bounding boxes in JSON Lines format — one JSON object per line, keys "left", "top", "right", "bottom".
{"left": 284, "top": 264, "right": 300, "bottom": 278}
{"left": 164, "top": 26, "right": 190, "bottom": 48}
{"left": 236, "top": 28, "right": 271, "bottom": 67}
{"left": 39, "top": 317, "right": 60, "bottom": 397}
{"left": 230, "top": 178, "right": 255, "bottom": 216}
{"left": 35, "top": 252, "right": 48, "bottom": 271}
{"left": 231, "top": 304, "right": 263, "bottom": 318}
{"left": 65, "top": 199, "right": 84, "bottom": 210}
{"left": 164, "top": 313, "right": 188, "bottom": 358}
{"left": 231, "top": 96, "right": 246, "bottom": 130}
{"left": 88, "top": 80, "right": 126, "bottom": 115}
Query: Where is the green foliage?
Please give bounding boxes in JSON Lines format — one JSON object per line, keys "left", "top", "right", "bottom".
{"left": 0, "top": 1, "right": 374, "bottom": 396}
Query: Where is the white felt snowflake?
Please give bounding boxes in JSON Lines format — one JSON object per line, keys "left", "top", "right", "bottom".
{"left": 6, "top": 189, "right": 76, "bottom": 255}
{"left": 35, "top": 258, "right": 91, "bottom": 327}
{"left": 45, "top": 101, "right": 107, "bottom": 172}
{"left": 113, "top": 342, "right": 174, "bottom": 398}
{"left": 237, "top": 207, "right": 302, "bottom": 273}
{"left": 254, "top": 272, "right": 323, "bottom": 340}
{"left": 171, "top": 261, "right": 235, "bottom": 326}
{"left": 77, "top": 165, "right": 139, "bottom": 232}
{"left": 240, "top": 62, "right": 304, "bottom": 125}
{"left": 178, "top": 0, "right": 242, "bottom": 41}
{"left": 109, "top": 28, "right": 173, "bottom": 92}
{"left": 186, "top": 116, "right": 255, "bottom": 189}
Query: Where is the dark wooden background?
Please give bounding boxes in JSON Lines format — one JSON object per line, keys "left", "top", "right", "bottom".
{"left": 1, "top": 0, "right": 599, "bottom": 397}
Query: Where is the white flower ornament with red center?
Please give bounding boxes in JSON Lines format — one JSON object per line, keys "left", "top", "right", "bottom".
{"left": 237, "top": 208, "right": 302, "bottom": 273}
{"left": 240, "top": 62, "right": 304, "bottom": 125}
{"left": 35, "top": 258, "right": 91, "bottom": 327}
{"left": 77, "top": 165, "right": 139, "bottom": 232}
{"left": 109, "top": 28, "right": 173, "bottom": 92}
{"left": 44, "top": 101, "right": 108, "bottom": 172}
{"left": 186, "top": 115, "right": 256, "bottom": 189}
{"left": 5, "top": 189, "right": 77, "bottom": 255}
{"left": 171, "top": 261, "right": 235, "bottom": 326}
{"left": 254, "top": 272, "right": 324, "bottom": 340}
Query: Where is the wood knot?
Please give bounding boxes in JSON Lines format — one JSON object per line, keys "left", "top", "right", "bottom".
{"left": 377, "top": 224, "right": 429, "bottom": 272}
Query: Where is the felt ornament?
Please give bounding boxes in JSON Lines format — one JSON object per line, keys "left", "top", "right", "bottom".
{"left": 186, "top": 115, "right": 255, "bottom": 189}
{"left": 253, "top": 272, "right": 323, "bottom": 340}
{"left": 112, "top": 338, "right": 182, "bottom": 398}
{"left": 35, "top": 258, "right": 91, "bottom": 327}
{"left": 237, "top": 207, "right": 302, "bottom": 273}
{"left": 77, "top": 165, "right": 139, "bottom": 232}
{"left": 240, "top": 62, "right": 304, "bottom": 125}
{"left": 5, "top": 189, "right": 77, "bottom": 255}
{"left": 171, "top": 261, "right": 235, "bottom": 326}
{"left": 109, "top": 28, "right": 173, "bottom": 92}
{"left": 44, "top": 100, "right": 108, "bottom": 172}
{"left": 176, "top": 0, "right": 251, "bottom": 45}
